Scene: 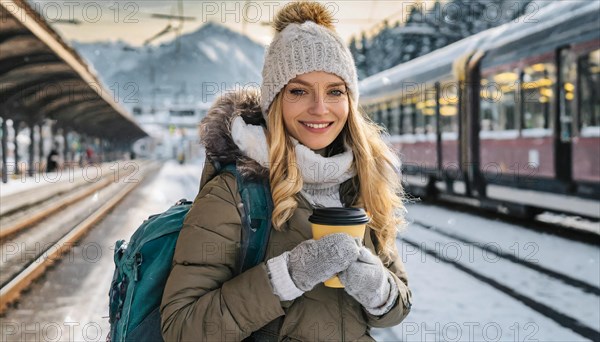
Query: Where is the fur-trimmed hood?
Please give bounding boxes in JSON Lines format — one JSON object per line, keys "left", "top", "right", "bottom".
{"left": 198, "top": 89, "right": 269, "bottom": 187}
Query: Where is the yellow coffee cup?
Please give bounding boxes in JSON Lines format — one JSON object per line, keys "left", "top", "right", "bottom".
{"left": 309, "top": 208, "right": 370, "bottom": 288}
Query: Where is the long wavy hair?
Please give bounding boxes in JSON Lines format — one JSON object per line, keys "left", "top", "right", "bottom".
{"left": 266, "top": 90, "right": 406, "bottom": 261}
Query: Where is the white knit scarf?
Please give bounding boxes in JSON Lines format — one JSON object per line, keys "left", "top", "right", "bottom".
{"left": 231, "top": 116, "right": 356, "bottom": 207}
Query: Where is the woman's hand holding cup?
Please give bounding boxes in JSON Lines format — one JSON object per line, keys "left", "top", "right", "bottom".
{"left": 309, "top": 208, "right": 370, "bottom": 288}
{"left": 287, "top": 233, "right": 361, "bottom": 291}
{"left": 265, "top": 207, "right": 369, "bottom": 302}
{"left": 266, "top": 233, "right": 360, "bottom": 301}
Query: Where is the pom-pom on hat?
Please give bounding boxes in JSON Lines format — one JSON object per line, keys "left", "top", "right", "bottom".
{"left": 260, "top": 2, "right": 359, "bottom": 118}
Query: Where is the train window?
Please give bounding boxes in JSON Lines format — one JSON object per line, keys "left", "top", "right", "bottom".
{"left": 425, "top": 89, "right": 437, "bottom": 134}
{"left": 480, "top": 69, "right": 519, "bottom": 131}
{"left": 379, "top": 103, "right": 389, "bottom": 130}
{"left": 370, "top": 106, "right": 379, "bottom": 124}
{"left": 440, "top": 82, "right": 459, "bottom": 133}
{"left": 369, "top": 105, "right": 377, "bottom": 122}
{"left": 522, "top": 62, "right": 556, "bottom": 130}
{"left": 367, "top": 105, "right": 377, "bottom": 122}
{"left": 361, "top": 105, "right": 369, "bottom": 119}
{"left": 372, "top": 106, "right": 378, "bottom": 125}
{"left": 401, "top": 97, "right": 415, "bottom": 134}
{"left": 365, "top": 105, "right": 376, "bottom": 122}
{"left": 560, "top": 49, "right": 576, "bottom": 141}
{"left": 415, "top": 88, "right": 437, "bottom": 134}
{"left": 579, "top": 49, "right": 600, "bottom": 132}
{"left": 414, "top": 108, "right": 424, "bottom": 134}
{"left": 389, "top": 100, "right": 401, "bottom": 136}
{"left": 363, "top": 105, "right": 371, "bottom": 121}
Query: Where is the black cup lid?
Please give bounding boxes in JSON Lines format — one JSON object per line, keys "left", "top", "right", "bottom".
{"left": 308, "top": 207, "right": 370, "bottom": 226}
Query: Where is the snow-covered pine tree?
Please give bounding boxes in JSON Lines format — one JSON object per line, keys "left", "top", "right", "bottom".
{"left": 353, "top": 0, "right": 533, "bottom": 78}
{"left": 349, "top": 36, "right": 368, "bottom": 80}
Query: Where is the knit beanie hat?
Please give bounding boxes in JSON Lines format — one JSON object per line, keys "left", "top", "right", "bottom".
{"left": 260, "top": 2, "right": 359, "bottom": 118}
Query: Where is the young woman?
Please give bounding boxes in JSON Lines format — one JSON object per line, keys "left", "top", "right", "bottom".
{"left": 161, "top": 2, "right": 412, "bottom": 341}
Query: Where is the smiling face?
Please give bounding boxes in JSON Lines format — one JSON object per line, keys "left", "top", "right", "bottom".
{"left": 281, "top": 71, "right": 350, "bottom": 153}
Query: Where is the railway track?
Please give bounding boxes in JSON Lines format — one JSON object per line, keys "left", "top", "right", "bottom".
{"left": 0, "top": 162, "right": 140, "bottom": 240}
{"left": 0, "top": 160, "right": 160, "bottom": 313}
{"left": 421, "top": 195, "right": 600, "bottom": 246}
{"left": 402, "top": 218, "right": 600, "bottom": 341}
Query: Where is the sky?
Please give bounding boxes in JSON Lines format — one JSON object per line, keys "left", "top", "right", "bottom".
{"left": 27, "top": 0, "right": 440, "bottom": 46}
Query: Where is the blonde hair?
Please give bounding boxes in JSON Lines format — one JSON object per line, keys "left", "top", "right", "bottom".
{"left": 266, "top": 91, "right": 406, "bottom": 261}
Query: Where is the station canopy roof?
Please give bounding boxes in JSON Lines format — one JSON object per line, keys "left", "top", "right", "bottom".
{"left": 0, "top": 0, "right": 147, "bottom": 142}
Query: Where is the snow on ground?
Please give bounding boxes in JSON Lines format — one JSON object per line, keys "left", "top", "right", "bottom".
{"left": 405, "top": 222, "right": 599, "bottom": 331}
{"left": 0, "top": 173, "right": 54, "bottom": 197}
{"left": 372, "top": 241, "right": 592, "bottom": 342}
{"left": 372, "top": 203, "right": 599, "bottom": 341}
{"left": 405, "top": 203, "right": 600, "bottom": 289}
{"left": 135, "top": 159, "right": 204, "bottom": 209}
{"left": 0, "top": 166, "right": 90, "bottom": 197}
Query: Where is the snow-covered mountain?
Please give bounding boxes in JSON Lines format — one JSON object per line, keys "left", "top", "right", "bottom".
{"left": 72, "top": 22, "right": 266, "bottom": 110}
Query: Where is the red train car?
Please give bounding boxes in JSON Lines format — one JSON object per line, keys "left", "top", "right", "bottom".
{"left": 360, "top": 2, "right": 599, "bottom": 219}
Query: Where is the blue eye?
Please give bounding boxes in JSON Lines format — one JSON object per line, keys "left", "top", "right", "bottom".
{"left": 289, "top": 89, "right": 307, "bottom": 96}
{"left": 329, "top": 89, "right": 345, "bottom": 96}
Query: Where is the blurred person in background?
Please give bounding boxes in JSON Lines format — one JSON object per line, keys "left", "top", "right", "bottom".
{"left": 46, "top": 143, "right": 59, "bottom": 173}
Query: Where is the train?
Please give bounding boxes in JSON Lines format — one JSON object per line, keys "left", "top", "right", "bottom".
{"left": 359, "top": 1, "right": 599, "bottom": 220}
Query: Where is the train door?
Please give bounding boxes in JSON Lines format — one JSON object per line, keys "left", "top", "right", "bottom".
{"left": 435, "top": 82, "right": 442, "bottom": 173}
{"left": 556, "top": 48, "right": 574, "bottom": 185}
{"left": 465, "top": 55, "right": 486, "bottom": 198}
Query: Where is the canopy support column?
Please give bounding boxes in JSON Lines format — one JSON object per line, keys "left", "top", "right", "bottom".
{"left": 1, "top": 117, "right": 8, "bottom": 183}
{"left": 13, "top": 120, "right": 20, "bottom": 176}
{"left": 28, "top": 123, "right": 34, "bottom": 177}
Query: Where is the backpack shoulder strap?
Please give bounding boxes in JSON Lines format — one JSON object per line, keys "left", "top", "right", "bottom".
{"left": 220, "top": 164, "right": 273, "bottom": 274}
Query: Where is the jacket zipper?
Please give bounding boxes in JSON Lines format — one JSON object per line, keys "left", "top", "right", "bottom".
{"left": 338, "top": 290, "right": 345, "bottom": 342}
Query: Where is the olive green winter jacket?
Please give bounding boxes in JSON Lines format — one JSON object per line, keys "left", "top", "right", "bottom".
{"left": 160, "top": 90, "right": 412, "bottom": 341}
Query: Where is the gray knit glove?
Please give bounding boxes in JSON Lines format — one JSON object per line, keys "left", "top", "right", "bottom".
{"left": 266, "top": 233, "right": 361, "bottom": 301}
{"left": 338, "top": 246, "right": 399, "bottom": 316}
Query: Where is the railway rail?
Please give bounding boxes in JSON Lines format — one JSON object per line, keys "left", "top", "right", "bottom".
{"left": 1, "top": 162, "right": 145, "bottom": 240}
{"left": 0, "top": 160, "right": 159, "bottom": 313}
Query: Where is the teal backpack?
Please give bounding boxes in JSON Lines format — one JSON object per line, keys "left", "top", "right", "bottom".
{"left": 107, "top": 164, "right": 273, "bottom": 342}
